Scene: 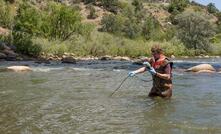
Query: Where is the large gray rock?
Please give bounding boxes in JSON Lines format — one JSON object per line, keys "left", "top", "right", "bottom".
{"left": 186, "top": 64, "right": 215, "bottom": 72}
{"left": 0, "top": 41, "right": 10, "bottom": 50}
{"left": 2, "top": 49, "right": 17, "bottom": 56}
{"left": 6, "top": 66, "right": 32, "bottom": 72}
{"left": 0, "top": 52, "right": 7, "bottom": 59}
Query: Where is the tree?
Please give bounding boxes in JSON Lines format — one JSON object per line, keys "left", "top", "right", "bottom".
{"left": 168, "top": 0, "right": 189, "bottom": 14}
{"left": 0, "top": 0, "right": 13, "bottom": 28}
{"left": 142, "top": 16, "right": 161, "bottom": 40}
{"left": 175, "top": 11, "right": 215, "bottom": 54}
{"left": 132, "top": 0, "right": 143, "bottom": 13}
{"left": 42, "top": 2, "right": 82, "bottom": 40}
{"left": 101, "top": 0, "right": 119, "bottom": 13}
{"left": 87, "top": 5, "right": 97, "bottom": 19}
{"left": 83, "top": 0, "right": 96, "bottom": 4}
{"left": 14, "top": 3, "right": 42, "bottom": 36}
{"left": 207, "top": 3, "right": 219, "bottom": 14}
{"left": 101, "top": 14, "right": 125, "bottom": 34}
{"left": 123, "top": 19, "right": 142, "bottom": 39}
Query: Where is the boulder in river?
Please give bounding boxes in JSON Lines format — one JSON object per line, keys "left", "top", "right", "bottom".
{"left": 113, "top": 56, "right": 130, "bottom": 61}
{"left": 6, "top": 66, "right": 32, "bottom": 72}
{"left": 186, "top": 64, "right": 215, "bottom": 72}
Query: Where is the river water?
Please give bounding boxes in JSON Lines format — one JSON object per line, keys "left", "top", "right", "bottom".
{"left": 0, "top": 58, "right": 221, "bottom": 134}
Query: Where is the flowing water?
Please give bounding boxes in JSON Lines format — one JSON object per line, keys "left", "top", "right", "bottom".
{"left": 0, "top": 58, "right": 221, "bottom": 134}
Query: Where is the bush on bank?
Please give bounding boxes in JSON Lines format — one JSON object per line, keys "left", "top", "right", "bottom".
{"left": 1, "top": 0, "right": 221, "bottom": 58}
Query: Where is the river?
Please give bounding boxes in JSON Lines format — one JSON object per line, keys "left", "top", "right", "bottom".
{"left": 0, "top": 58, "right": 221, "bottom": 134}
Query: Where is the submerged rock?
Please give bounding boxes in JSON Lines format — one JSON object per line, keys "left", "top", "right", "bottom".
{"left": 113, "top": 56, "right": 130, "bottom": 61}
{"left": 6, "top": 66, "right": 32, "bottom": 72}
{"left": 186, "top": 64, "right": 215, "bottom": 72}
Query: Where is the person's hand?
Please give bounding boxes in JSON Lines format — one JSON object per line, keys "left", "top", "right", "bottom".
{"left": 148, "top": 67, "right": 157, "bottom": 75}
{"left": 143, "top": 62, "right": 151, "bottom": 69}
{"left": 128, "top": 71, "right": 136, "bottom": 77}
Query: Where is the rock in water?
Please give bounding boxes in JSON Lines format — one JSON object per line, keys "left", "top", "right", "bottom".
{"left": 186, "top": 64, "right": 215, "bottom": 72}
{"left": 6, "top": 66, "right": 32, "bottom": 72}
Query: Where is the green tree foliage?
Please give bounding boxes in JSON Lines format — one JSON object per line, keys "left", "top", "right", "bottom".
{"left": 43, "top": 2, "right": 82, "bottom": 40}
{"left": 101, "top": 1, "right": 165, "bottom": 40}
{"left": 13, "top": 32, "right": 42, "bottom": 56}
{"left": 83, "top": 0, "right": 96, "bottom": 4}
{"left": 207, "top": 3, "right": 219, "bottom": 14}
{"left": 168, "top": 0, "right": 189, "bottom": 14}
{"left": 101, "top": 0, "right": 119, "bottom": 13}
{"left": 123, "top": 19, "right": 142, "bottom": 39}
{"left": 132, "top": 0, "right": 143, "bottom": 13}
{"left": 175, "top": 11, "right": 215, "bottom": 54}
{"left": 142, "top": 16, "right": 161, "bottom": 40}
{"left": 14, "top": 3, "right": 42, "bottom": 36}
{"left": 4, "top": 0, "right": 15, "bottom": 4}
{"left": 12, "top": 1, "right": 93, "bottom": 55}
{"left": 217, "top": 24, "right": 221, "bottom": 34}
{"left": 87, "top": 5, "right": 97, "bottom": 19}
{"left": 12, "top": 2, "right": 43, "bottom": 55}
{"left": 0, "top": 0, "right": 12, "bottom": 28}
{"left": 101, "top": 14, "right": 125, "bottom": 34}
{"left": 14, "top": 2, "right": 90, "bottom": 41}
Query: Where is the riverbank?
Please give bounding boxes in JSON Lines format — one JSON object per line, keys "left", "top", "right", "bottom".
{"left": 1, "top": 46, "right": 221, "bottom": 64}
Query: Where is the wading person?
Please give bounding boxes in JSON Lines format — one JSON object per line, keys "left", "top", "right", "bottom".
{"left": 128, "top": 45, "right": 173, "bottom": 98}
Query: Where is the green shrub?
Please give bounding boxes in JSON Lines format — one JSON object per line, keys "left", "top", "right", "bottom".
{"left": 123, "top": 19, "right": 142, "bottom": 39}
{"left": 101, "top": 0, "right": 119, "bottom": 13}
{"left": 168, "top": 0, "right": 189, "bottom": 14}
{"left": 43, "top": 2, "right": 82, "bottom": 40}
{"left": 5, "top": 0, "right": 15, "bottom": 3}
{"left": 218, "top": 24, "right": 221, "bottom": 33}
{"left": 121, "top": 4, "right": 135, "bottom": 18}
{"left": 77, "top": 23, "right": 95, "bottom": 40}
{"left": 207, "top": 3, "right": 219, "bottom": 14}
{"left": 101, "top": 14, "right": 125, "bottom": 34}
{"left": 32, "top": 38, "right": 68, "bottom": 56}
{"left": 132, "top": 0, "right": 143, "bottom": 13}
{"left": 211, "top": 43, "right": 221, "bottom": 55}
{"left": 210, "top": 33, "right": 221, "bottom": 43}
{"left": 217, "top": 12, "right": 221, "bottom": 20}
{"left": 83, "top": 0, "right": 96, "bottom": 4}
{"left": 87, "top": 5, "right": 97, "bottom": 19}
{"left": 142, "top": 16, "right": 162, "bottom": 40}
{"left": 13, "top": 32, "right": 41, "bottom": 56}
{"left": 175, "top": 11, "right": 216, "bottom": 54}
{"left": 0, "top": 0, "right": 12, "bottom": 28}
{"left": 14, "top": 2, "right": 43, "bottom": 36}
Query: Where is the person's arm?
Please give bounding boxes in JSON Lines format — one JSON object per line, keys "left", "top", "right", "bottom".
{"left": 155, "top": 64, "right": 171, "bottom": 80}
{"left": 133, "top": 67, "right": 146, "bottom": 74}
